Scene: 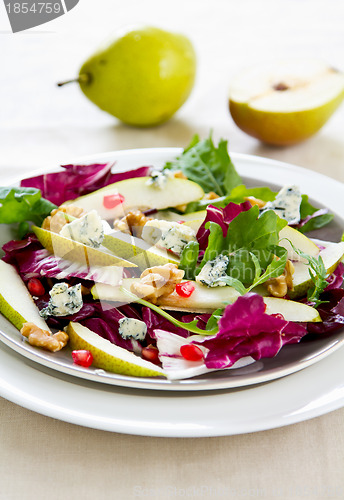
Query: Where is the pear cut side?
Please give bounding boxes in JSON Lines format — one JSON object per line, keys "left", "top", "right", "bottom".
{"left": 0, "top": 260, "right": 50, "bottom": 331}
{"left": 229, "top": 59, "right": 344, "bottom": 145}
{"left": 66, "top": 322, "right": 165, "bottom": 378}
{"left": 33, "top": 226, "right": 136, "bottom": 268}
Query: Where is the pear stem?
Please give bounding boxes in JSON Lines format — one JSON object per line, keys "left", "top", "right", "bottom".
{"left": 57, "top": 74, "right": 90, "bottom": 87}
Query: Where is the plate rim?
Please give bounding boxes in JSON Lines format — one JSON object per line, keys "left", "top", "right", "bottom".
{"left": 1, "top": 148, "right": 344, "bottom": 393}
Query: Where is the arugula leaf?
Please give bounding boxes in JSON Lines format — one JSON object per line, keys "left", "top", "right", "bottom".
{"left": 224, "top": 206, "right": 287, "bottom": 252}
{"left": 120, "top": 287, "right": 218, "bottom": 336}
{"left": 246, "top": 248, "right": 287, "bottom": 292}
{"left": 179, "top": 241, "right": 199, "bottom": 279}
{"left": 0, "top": 187, "right": 56, "bottom": 228}
{"left": 288, "top": 242, "right": 330, "bottom": 307}
{"left": 164, "top": 134, "right": 242, "bottom": 196}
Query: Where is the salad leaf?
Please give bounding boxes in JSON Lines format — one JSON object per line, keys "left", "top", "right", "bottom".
{"left": 290, "top": 243, "right": 330, "bottom": 307}
{"left": 193, "top": 294, "right": 307, "bottom": 369}
{"left": 196, "top": 201, "right": 252, "bottom": 251}
{"left": 21, "top": 163, "right": 151, "bottom": 205}
{"left": 0, "top": 187, "right": 56, "bottom": 232}
{"left": 164, "top": 134, "right": 241, "bottom": 196}
{"left": 179, "top": 241, "right": 199, "bottom": 279}
{"left": 306, "top": 288, "right": 344, "bottom": 335}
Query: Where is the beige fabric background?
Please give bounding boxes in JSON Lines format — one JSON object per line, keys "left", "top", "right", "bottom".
{"left": 1, "top": 0, "right": 344, "bottom": 499}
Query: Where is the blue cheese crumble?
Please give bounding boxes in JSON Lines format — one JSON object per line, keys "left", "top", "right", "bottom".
{"left": 261, "top": 185, "right": 302, "bottom": 224}
{"left": 146, "top": 169, "right": 173, "bottom": 189}
{"left": 141, "top": 220, "right": 197, "bottom": 256}
{"left": 40, "top": 282, "right": 83, "bottom": 319}
{"left": 60, "top": 210, "right": 104, "bottom": 248}
{"left": 196, "top": 254, "right": 229, "bottom": 287}
{"left": 118, "top": 318, "right": 147, "bottom": 341}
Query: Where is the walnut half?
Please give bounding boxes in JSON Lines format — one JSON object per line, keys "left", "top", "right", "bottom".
{"left": 264, "top": 260, "right": 295, "bottom": 298}
{"left": 42, "top": 205, "right": 84, "bottom": 234}
{"left": 114, "top": 210, "right": 151, "bottom": 238}
{"left": 21, "top": 322, "right": 69, "bottom": 352}
{"left": 131, "top": 264, "right": 184, "bottom": 304}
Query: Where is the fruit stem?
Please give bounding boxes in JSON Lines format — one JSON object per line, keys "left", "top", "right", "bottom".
{"left": 57, "top": 74, "right": 90, "bottom": 87}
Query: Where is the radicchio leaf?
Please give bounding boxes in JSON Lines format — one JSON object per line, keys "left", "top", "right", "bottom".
{"left": 196, "top": 201, "right": 251, "bottom": 251}
{"left": 20, "top": 164, "right": 151, "bottom": 205}
{"left": 193, "top": 293, "right": 307, "bottom": 369}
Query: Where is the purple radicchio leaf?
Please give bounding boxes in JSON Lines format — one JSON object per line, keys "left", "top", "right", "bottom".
{"left": 20, "top": 163, "right": 151, "bottom": 205}
{"left": 193, "top": 293, "right": 307, "bottom": 369}
{"left": 196, "top": 201, "right": 252, "bottom": 251}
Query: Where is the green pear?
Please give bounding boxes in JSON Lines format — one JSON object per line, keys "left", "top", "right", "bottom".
{"left": 32, "top": 226, "right": 136, "bottom": 268}
{"left": 0, "top": 260, "right": 50, "bottom": 331}
{"left": 58, "top": 26, "right": 196, "bottom": 126}
{"left": 63, "top": 176, "right": 204, "bottom": 220}
{"left": 229, "top": 59, "right": 344, "bottom": 145}
{"left": 66, "top": 322, "right": 165, "bottom": 378}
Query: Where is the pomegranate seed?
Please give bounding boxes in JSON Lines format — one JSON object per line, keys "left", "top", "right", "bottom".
{"left": 27, "top": 278, "right": 45, "bottom": 296}
{"left": 72, "top": 350, "right": 94, "bottom": 368}
{"left": 176, "top": 281, "right": 195, "bottom": 298}
{"left": 176, "top": 220, "right": 185, "bottom": 224}
{"left": 180, "top": 344, "right": 204, "bottom": 361}
{"left": 142, "top": 346, "right": 160, "bottom": 364}
{"left": 103, "top": 193, "right": 125, "bottom": 209}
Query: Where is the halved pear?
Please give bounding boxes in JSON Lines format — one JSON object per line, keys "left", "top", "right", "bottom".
{"left": 66, "top": 322, "right": 165, "bottom": 378}
{"left": 102, "top": 231, "right": 179, "bottom": 270}
{"left": 229, "top": 59, "right": 344, "bottom": 145}
{"left": 0, "top": 260, "right": 50, "bottom": 331}
{"left": 289, "top": 242, "right": 344, "bottom": 299}
{"left": 279, "top": 225, "right": 319, "bottom": 261}
{"left": 33, "top": 226, "right": 136, "bottom": 268}
{"left": 64, "top": 177, "right": 204, "bottom": 220}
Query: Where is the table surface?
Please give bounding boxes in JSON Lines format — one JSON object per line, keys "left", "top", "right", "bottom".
{"left": 1, "top": 0, "right": 344, "bottom": 499}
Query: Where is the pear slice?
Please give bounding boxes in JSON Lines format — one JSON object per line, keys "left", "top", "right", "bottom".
{"left": 0, "top": 260, "right": 50, "bottom": 331}
{"left": 229, "top": 59, "right": 344, "bottom": 145}
{"left": 91, "top": 278, "right": 320, "bottom": 322}
{"left": 64, "top": 177, "right": 204, "bottom": 220}
{"left": 33, "top": 226, "right": 136, "bottom": 268}
{"left": 182, "top": 219, "right": 204, "bottom": 233}
{"left": 66, "top": 322, "right": 165, "bottom": 378}
{"left": 263, "top": 297, "right": 321, "bottom": 322}
{"left": 289, "top": 242, "right": 344, "bottom": 299}
{"left": 279, "top": 225, "right": 319, "bottom": 261}
{"left": 102, "top": 231, "right": 179, "bottom": 270}
{"left": 155, "top": 210, "right": 207, "bottom": 222}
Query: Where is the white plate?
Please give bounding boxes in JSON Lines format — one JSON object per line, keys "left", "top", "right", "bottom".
{"left": 1, "top": 149, "right": 344, "bottom": 435}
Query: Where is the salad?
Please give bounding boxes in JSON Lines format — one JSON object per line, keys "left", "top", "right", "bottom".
{"left": 0, "top": 135, "right": 344, "bottom": 382}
